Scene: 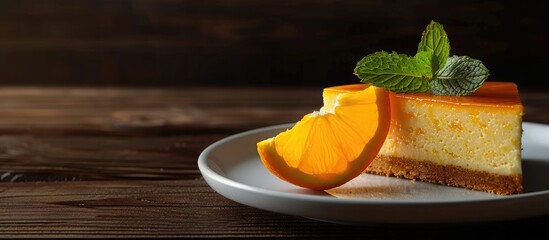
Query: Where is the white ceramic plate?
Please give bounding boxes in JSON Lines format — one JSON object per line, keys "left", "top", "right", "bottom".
{"left": 198, "top": 122, "right": 549, "bottom": 224}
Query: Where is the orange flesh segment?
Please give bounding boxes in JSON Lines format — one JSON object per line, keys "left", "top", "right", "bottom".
{"left": 257, "top": 86, "right": 391, "bottom": 190}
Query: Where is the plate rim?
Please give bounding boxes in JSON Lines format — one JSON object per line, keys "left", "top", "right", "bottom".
{"left": 198, "top": 121, "right": 549, "bottom": 206}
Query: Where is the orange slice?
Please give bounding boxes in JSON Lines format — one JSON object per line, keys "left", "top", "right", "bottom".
{"left": 257, "top": 84, "right": 390, "bottom": 190}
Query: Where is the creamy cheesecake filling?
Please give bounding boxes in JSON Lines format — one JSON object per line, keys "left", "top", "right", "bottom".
{"left": 378, "top": 98, "right": 523, "bottom": 176}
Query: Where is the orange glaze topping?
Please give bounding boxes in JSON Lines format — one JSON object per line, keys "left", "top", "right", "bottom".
{"left": 395, "top": 82, "right": 522, "bottom": 108}
{"left": 326, "top": 82, "right": 522, "bottom": 109}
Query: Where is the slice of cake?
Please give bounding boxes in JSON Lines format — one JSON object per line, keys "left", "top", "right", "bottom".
{"left": 323, "top": 82, "right": 523, "bottom": 195}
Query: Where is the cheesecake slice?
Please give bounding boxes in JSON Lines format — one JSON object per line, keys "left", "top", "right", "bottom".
{"left": 323, "top": 82, "right": 523, "bottom": 195}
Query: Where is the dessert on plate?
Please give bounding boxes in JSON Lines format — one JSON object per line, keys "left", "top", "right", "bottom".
{"left": 324, "top": 82, "right": 523, "bottom": 195}
{"left": 256, "top": 21, "right": 523, "bottom": 195}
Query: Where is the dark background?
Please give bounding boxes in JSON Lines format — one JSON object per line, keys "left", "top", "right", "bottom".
{"left": 0, "top": 0, "right": 547, "bottom": 89}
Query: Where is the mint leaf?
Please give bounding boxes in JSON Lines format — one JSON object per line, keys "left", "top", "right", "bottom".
{"left": 354, "top": 51, "right": 430, "bottom": 93}
{"left": 414, "top": 50, "right": 434, "bottom": 79}
{"left": 418, "top": 21, "right": 450, "bottom": 75}
{"left": 353, "top": 21, "right": 489, "bottom": 96}
{"left": 430, "top": 56, "right": 489, "bottom": 96}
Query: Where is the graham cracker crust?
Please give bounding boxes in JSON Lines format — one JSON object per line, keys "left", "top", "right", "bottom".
{"left": 365, "top": 155, "right": 523, "bottom": 195}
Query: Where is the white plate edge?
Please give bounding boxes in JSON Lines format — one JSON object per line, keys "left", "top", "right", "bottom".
{"left": 198, "top": 122, "right": 549, "bottom": 206}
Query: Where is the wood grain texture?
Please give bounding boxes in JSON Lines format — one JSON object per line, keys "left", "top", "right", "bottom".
{"left": 0, "top": 0, "right": 546, "bottom": 88}
{"left": 0, "top": 87, "right": 546, "bottom": 238}
{"left": 0, "top": 180, "right": 546, "bottom": 238}
{"left": 0, "top": 87, "right": 318, "bottom": 182}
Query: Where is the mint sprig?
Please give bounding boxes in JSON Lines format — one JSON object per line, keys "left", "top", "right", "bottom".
{"left": 417, "top": 21, "right": 450, "bottom": 75}
{"left": 354, "top": 21, "right": 489, "bottom": 96}
{"left": 431, "top": 56, "right": 489, "bottom": 96}
{"left": 354, "top": 51, "right": 430, "bottom": 93}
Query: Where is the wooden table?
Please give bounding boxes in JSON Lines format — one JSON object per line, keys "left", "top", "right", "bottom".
{"left": 0, "top": 87, "right": 546, "bottom": 238}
